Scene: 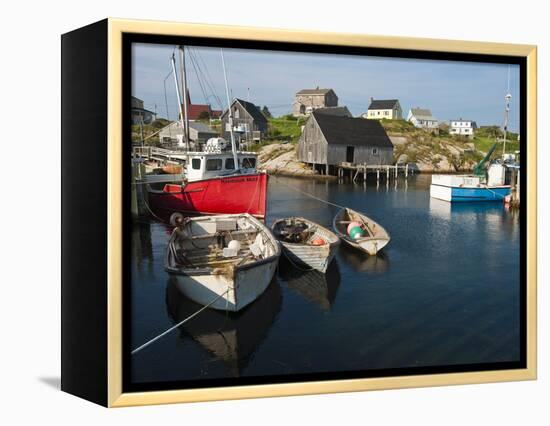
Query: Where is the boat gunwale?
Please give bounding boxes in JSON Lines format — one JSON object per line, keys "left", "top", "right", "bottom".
{"left": 271, "top": 217, "right": 340, "bottom": 248}
{"left": 164, "top": 213, "right": 280, "bottom": 277}
{"left": 332, "top": 208, "right": 390, "bottom": 249}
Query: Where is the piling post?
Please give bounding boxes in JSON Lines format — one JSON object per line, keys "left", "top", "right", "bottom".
{"left": 405, "top": 163, "right": 409, "bottom": 179}
{"left": 377, "top": 169, "right": 380, "bottom": 183}
{"left": 386, "top": 165, "right": 389, "bottom": 180}
{"left": 395, "top": 164, "right": 398, "bottom": 178}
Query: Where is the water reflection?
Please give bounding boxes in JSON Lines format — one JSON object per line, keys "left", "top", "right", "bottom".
{"left": 132, "top": 223, "right": 153, "bottom": 268}
{"left": 339, "top": 243, "right": 390, "bottom": 274}
{"left": 278, "top": 257, "right": 341, "bottom": 311}
{"left": 131, "top": 174, "right": 521, "bottom": 384}
{"left": 165, "top": 278, "right": 282, "bottom": 377}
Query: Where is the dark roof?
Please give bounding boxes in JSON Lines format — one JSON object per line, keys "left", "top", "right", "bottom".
{"left": 368, "top": 99, "right": 399, "bottom": 110}
{"left": 312, "top": 111, "right": 393, "bottom": 148}
{"left": 313, "top": 106, "right": 352, "bottom": 117}
{"left": 235, "top": 98, "right": 268, "bottom": 123}
{"left": 410, "top": 108, "right": 435, "bottom": 120}
{"left": 297, "top": 88, "right": 334, "bottom": 95}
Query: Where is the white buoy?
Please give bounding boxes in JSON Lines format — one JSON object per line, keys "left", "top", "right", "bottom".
{"left": 227, "top": 240, "right": 241, "bottom": 251}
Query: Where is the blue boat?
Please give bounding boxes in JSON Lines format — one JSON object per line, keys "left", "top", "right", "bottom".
{"left": 430, "top": 142, "right": 516, "bottom": 203}
{"left": 430, "top": 177, "right": 510, "bottom": 202}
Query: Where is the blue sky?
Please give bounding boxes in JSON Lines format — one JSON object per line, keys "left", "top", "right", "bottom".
{"left": 132, "top": 43, "right": 520, "bottom": 132}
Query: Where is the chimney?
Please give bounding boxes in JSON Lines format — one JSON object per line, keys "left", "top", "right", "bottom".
{"left": 316, "top": 85, "right": 319, "bottom": 90}
{"left": 370, "top": 97, "right": 374, "bottom": 103}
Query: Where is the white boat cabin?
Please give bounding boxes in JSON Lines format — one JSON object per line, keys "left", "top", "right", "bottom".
{"left": 185, "top": 138, "right": 258, "bottom": 182}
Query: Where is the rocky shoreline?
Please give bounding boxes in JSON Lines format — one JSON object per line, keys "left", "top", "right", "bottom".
{"left": 256, "top": 141, "right": 478, "bottom": 178}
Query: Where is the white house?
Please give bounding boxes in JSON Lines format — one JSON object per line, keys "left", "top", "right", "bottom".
{"left": 158, "top": 120, "right": 218, "bottom": 149}
{"left": 362, "top": 99, "right": 402, "bottom": 120}
{"left": 449, "top": 119, "right": 477, "bottom": 137}
{"left": 407, "top": 108, "right": 439, "bottom": 131}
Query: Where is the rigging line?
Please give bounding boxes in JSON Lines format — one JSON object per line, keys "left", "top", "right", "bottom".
{"left": 190, "top": 48, "right": 224, "bottom": 112}
{"left": 194, "top": 48, "right": 225, "bottom": 111}
{"left": 193, "top": 47, "right": 223, "bottom": 106}
{"left": 131, "top": 288, "right": 231, "bottom": 355}
{"left": 189, "top": 51, "right": 209, "bottom": 106}
{"left": 187, "top": 49, "right": 210, "bottom": 107}
{"left": 268, "top": 173, "right": 347, "bottom": 211}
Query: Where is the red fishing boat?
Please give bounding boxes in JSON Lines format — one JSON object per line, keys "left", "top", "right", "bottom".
{"left": 146, "top": 46, "right": 268, "bottom": 222}
{"left": 147, "top": 150, "right": 268, "bottom": 220}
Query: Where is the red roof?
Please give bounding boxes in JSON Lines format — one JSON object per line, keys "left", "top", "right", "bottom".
{"left": 182, "top": 89, "right": 220, "bottom": 120}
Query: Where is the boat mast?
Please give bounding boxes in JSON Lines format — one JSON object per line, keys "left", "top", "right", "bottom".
{"left": 179, "top": 46, "right": 190, "bottom": 151}
{"left": 220, "top": 49, "right": 240, "bottom": 172}
{"left": 170, "top": 53, "right": 186, "bottom": 150}
{"left": 502, "top": 66, "right": 512, "bottom": 158}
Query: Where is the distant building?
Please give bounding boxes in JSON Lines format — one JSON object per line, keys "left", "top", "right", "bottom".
{"left": 363, "top": 98, "right": 402, "bottom": 120}
{"left": 181, "top": 90, "right": 222, "bottom": 121}
{"left": 310, "top": 106, "right": 352, "bottom": 117}
{"left": 298, "top": 109, "right": 394, "bottom": 174}
{"left": 449, "top": 119, "right": 477, "bottom": 137}
{"left": 159, "top": 120, "right": 218, "bottom": 150}
{"left": 220, "top": 98, "right": 268, "bottom": 144}
{"left": 131, "top": 96, "right": 156, "bottom": 124}
{"left": 407, "top": 108, "right": 439, "bottom": 132}
{"left": 292, "top": 87, "right": 338, "bottom": 117}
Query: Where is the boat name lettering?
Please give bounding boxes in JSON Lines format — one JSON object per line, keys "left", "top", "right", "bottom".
{"left": 222, "top": 177, "right": 258, "bottom": 183}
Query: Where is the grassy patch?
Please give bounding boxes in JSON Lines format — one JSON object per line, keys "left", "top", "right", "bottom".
{"left": 131, "top": 118, "right": 171, "bottom": 145}
{"left": 266, "top": 117, "right": 306, "bottom": 143}
{"left": 473, "top": 135, "right": 519, "bottom": 154}
{"left": 380, "top": 119, "right": 416, "bottom": 133}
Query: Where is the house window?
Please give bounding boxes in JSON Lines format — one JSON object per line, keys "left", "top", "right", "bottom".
{"left": 372, "top": 148, "right": 379, "bottom": 155}
{"left": 234, "top": 108, "right": 240, "bottom": 119}
{"left": 384, "top": 111, "right": 389, "bottom": 116}
{"left": 191, "top": 158, "right": 201, "bottom": 170}
{"left": 206, "top": 158, "right": 222, "bottom": 171}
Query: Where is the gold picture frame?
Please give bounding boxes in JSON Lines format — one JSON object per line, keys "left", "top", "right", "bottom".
{"left": 61, "top": 17, "right": 537, "bottom": 407}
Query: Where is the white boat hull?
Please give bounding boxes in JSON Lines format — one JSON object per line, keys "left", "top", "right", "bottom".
{"left": 165, "top": 213, "right": 280, "bottom": 312}
{"left": 280, "top": 242, "right": 338, "bottom": 273}
{"left": 333, "top": 208, "right": 390, "bottom": 256}
{"left": 171, "top": 258, "right": 278, "bottom": 312}
{"left": 340, "top": 237, "right": 389, "bottom": 256}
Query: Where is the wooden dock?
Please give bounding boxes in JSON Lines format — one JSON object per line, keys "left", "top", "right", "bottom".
{"left": 337, "top": 162, "right": 411, "bottom": 183}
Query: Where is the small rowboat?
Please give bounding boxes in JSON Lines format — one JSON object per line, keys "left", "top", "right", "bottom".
{"left": 165, "top": 213, "right": 280, "bottom": 312}
{"left": 333, "top": 208, "right": 390, "bottom": 255}
{"left": 272, "top": 217, "right": 340, "bottom": 273}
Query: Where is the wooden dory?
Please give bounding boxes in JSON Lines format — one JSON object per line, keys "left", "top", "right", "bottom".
{"left": 165, "top": 213, "right": 280, "bottom": 312}
{"left": 272, "top": 217, "right": 340, "bottom": 273}
{"left": 333, "top": 208, "right": 390, "bottom": 255}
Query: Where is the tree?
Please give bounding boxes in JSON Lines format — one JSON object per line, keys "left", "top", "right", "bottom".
{"left": 197, "top": 110, "right": 211, "bottom": 121}
{"left": 261, "top": 105, "right": 272, "bottom": 118}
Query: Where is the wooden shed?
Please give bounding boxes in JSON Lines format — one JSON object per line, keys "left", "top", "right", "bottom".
{"left": 220, "top": 98, "right": 268, "bottom": 145}
{"left": 298, "top": 109, "right": 394, "bottom": 174}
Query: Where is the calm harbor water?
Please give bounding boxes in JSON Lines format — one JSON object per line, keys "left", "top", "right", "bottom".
{"left": 130, "top": 174, "right": 521, "bottom": 385}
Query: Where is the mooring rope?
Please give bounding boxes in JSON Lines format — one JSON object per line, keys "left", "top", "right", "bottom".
{"left": 267, "top": 173, "right": 346, "bottom": 211}
{"left": 131, "top": 288, "right": 231, "bottom": 355}
{"left": 485, "top": 186, "right": 506, "bottom": 199}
